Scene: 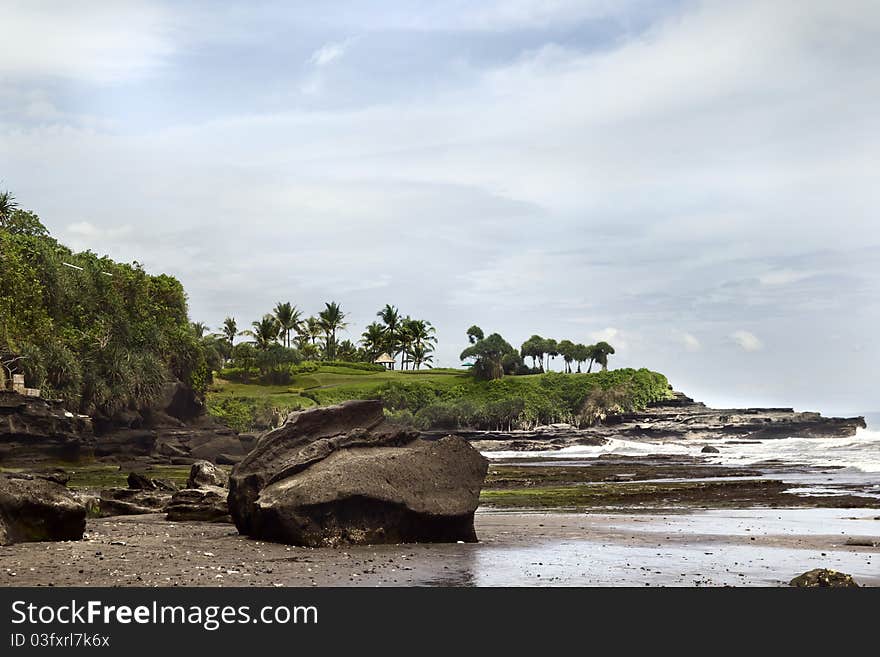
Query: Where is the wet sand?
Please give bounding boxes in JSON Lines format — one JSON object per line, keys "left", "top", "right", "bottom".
{"left": 1, "top": 508, "right": 876, "bottom": 587}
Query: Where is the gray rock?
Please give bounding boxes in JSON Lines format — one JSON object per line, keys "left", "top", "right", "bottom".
{"left": 187, "top": 460, "right": 228, "bottom": 489}
{"left": 229, "top": 400, "right": 488, "bottom": 547}
{"left": 165, "top": 486, "right": 230, "bottom": 522}
{"left": 0, "top": 473, "right": 86, "bottom": 545}
{"left": 701, "top": 445, "right": 720, "bottom": 453}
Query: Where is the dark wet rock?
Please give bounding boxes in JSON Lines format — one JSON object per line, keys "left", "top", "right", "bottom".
{"left": 0, "top": 391, "right": 93, "bottom": 463}
{"left": 789, "top": 568, "right": 859, "bottom": 587}
{"left": 187, "top": 460, "right": 228, "bottom": 489}
{"left": 229, "top": 400, "right": 489, "bottom": 547}
{"left": 0, "top": 473, "right": 86, "bottom": 544}
{"left": 96, "top": 487, "right": 172, "bottom": 517}
{"left": 165, "top": 486, "right": 230, "bottom": 522}
{"left": 126, "top": 471, "right": 177, "bottom": 492}
{"left": 701, "top": 445, "right": 720, "bottom": 453}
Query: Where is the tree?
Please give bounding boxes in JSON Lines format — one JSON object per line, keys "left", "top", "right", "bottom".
{"left": 360, "top": 322, "right": 386, "bottom": 361}
{"left": 592, "top": 341, "right": 616, "bottom": 371}
{"left": 557, "top": 339, "right": 576, "bottom": 373}
{"left": 244, "top": 315, "right": 281, "bottom": 350}
{"left": 461, "top": 333, "right": 517, "bottom": 380}
{"left": 0, "top": 189, "right": 19, "bottom": 229}
{"left": 221, "top": 317, "right": 237, "bottom": 347}
{"left": 572, "top": 343, "right": 590, "bottom": 373}
{"left": 273, "top": 301, "right": 301, "bottom": 348}
{"left": 336, "top": 339, "right": 359, "bottom": 362}
{"left": 299, "top": 316, "right": 323, "bottom": 347}
{"left": 376, "top": 304, "right": 401, "bottom": 369}
{"left": 409, "top": 342, "right": 434, "bottom": 369}
{"left": 191, "top": 321, "right": 209, "bottom": 339}
{"left": 466, "top": 325, "right": 484, "bottom": 344}
{"left": 318, "top": 301, "right": 347, "bottom": 360}
{"left": 401, "top": 317, "right": 436, "bottom": 370}
{"left": 543, "top": 338, "right": 558, "bottom": 372}
{"left": 520, "top": 335, "right": 546, "bottom": 371}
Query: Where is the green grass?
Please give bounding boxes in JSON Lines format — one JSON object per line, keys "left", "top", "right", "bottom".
{"left": 209, "top": 368, "right": 468, "bottom": 405}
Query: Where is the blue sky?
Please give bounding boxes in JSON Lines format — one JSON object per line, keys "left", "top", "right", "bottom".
{"left": 2, "top": 0, "right": 878, "bottom": 413}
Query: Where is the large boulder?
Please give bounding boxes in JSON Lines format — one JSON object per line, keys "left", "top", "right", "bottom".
{"left": 228, "top": 400, "right": 488, "bottom": 547}
{"left": 0, "top": 473, "right": 86, "bottom": 545}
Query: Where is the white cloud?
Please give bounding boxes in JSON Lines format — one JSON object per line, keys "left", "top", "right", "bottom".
{"left": 730, "top": 330, "right": 763, "bottom": 352}
{"left": 310, "top": 39, "right": 356, "bottom": 67}
{"left": 0, "top": 1, "right": 174, "bottom": 83}
{"left": 758, "top": 269, "right": 812, "bottom": 286}
{"left": 680, "top": 332, "right": 701, "bottom": 352}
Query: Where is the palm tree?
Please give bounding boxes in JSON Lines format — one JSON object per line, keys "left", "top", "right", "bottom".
{"left": 302, "top": 316, "right": 323, "bottom": 346}
{"left": 191, "top": 321, "right": 208, "bottom": 339}
{"left": 273, "top": 301, "right": 301, "bottom": 348}
{"left": 376, "top": 304, "right": 402, "bottom": 369}
{"left": 318, "top": 301, "right": 347, "bottom": 360}
{"left": 243, "top": 315, "right": 281, "bottom": 350}
{"left": 0, "top": 189, "right": 18, "bottom": 229}
{"left": 360, "top": 322, "right": 386, "bottom": 361}
{"left": 220, "top": 317, "right": 238, "bottom": 347}
{"left": 405, "top": 318, "right": 436, "bottom": 370}
{"left": 409, "top": 342, "right": 434, "bottom": 370}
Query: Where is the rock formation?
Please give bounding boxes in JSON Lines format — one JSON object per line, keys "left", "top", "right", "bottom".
{"left": 0, "top": 473, "right": 86, "bottom": 545}
{"left": 165, "top": 459, "right": 231, "bottom": 522}
{"left": 228, "top": 400, "right": 488, "bottom": 546}
{"left": 0, "top": 391, "right": 93, "bottom": 462}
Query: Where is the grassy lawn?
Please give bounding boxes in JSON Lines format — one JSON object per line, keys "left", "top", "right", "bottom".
{"left": 206, "top": 365, "right": 472, "bottom": 429}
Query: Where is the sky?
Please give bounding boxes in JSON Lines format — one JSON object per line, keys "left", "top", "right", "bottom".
{"left": 1, "top": 0, "right": 878, "bottom": 414}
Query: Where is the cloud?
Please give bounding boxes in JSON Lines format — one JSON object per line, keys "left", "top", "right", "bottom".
{"left": 758, "top": 269, "right": 813, "bottom": 286}
{"left": 0, "top": 1, "right": 174, "bottom": 83}
{"left": 680, "top": 332, "right": 701, "bottom": 352}
{"left": 730, "top": 330, "right": 763, "bottom": 352}
{"left": 310, "top": 39, "right": 356, "bottom": 67}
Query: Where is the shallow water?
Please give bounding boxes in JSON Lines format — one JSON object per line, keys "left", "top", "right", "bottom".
{"left": 421, "top": 509, "right": 880, "bottom": 587}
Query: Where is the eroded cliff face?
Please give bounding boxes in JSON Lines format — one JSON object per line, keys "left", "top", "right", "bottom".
{"left": 0, "top": 382, "right": 249, "bottom": 467}
{"left": 0, "top": 390, "right": 93, "bottom": 462}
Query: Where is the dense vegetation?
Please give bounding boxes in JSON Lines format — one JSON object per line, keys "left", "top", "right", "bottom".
{"left": 0, "top": 191, "right": 209, "bottom": 419}
{"left": 207, "top": 365, "right": 671, "bottom": 432}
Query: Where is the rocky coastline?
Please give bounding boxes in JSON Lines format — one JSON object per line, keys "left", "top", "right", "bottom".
{"left": 458, "top": 392, "right": 867, "bottom": 453}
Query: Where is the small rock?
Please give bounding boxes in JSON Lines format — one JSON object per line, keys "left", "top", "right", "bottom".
{"left": 789, "top": 568, "right": 859, "bottom": 588}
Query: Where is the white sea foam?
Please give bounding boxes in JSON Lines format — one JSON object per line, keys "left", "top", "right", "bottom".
{"left": 484, "top": 428, "right": 880, "bottom": 473}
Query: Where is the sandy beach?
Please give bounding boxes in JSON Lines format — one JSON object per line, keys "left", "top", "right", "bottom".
{"left": 2, "top": 508, "right": 876, "bottom": 587}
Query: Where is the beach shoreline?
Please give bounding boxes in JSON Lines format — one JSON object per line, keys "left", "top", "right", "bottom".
{"left": 2, "top": 508, "right": 876, "bottom": 587}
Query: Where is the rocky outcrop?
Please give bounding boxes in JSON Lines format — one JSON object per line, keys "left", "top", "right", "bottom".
{"left": 0, "top": 473, "right": 86, "bottom": 545}
{"left": 470, "top": 391, "right": 867, "bottom": 452}
{"left": 789, "top": 568, "right": 860, "bottom": 587}
{"left": 165, "top": 486, "right": 230, "bottom": 522}
{"left": 0, "top": 391, "right": 93, "bottom": 463}
{"left": 229, "top": 400, "right": 489, "bottom": 546}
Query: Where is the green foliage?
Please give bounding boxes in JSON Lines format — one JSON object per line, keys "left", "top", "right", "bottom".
{"left": 0, "top": 198, "right": 208, "bottom": 417}
{"left": 460, "top": 332, "right": 518, "bottom": 380}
